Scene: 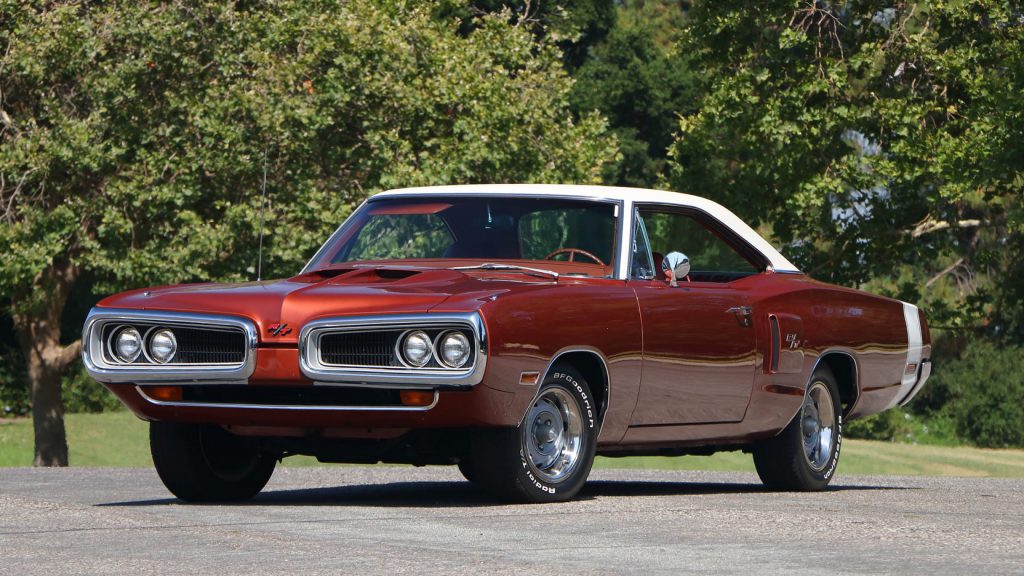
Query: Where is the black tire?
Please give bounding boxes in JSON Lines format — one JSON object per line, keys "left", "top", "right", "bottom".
{"left": 753, "top": 366, "right": 843, "bottom": 491}
{"left": 468, "top": 365, "right": 597, "bottom": 503}
{"left": 150, "top": 422, "right": 277, "bottom": 502}
{"left": 456, "top": 459, "right": 477, "bottom": 484}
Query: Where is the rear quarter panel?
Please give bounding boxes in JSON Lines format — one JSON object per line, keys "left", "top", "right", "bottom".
{"left": 752, "top": 274, "right": 912, "bottom": 427}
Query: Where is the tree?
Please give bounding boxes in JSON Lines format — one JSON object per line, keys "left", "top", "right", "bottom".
{"left": 0, "top": 0, "right": 617, "bottom": 466}
{"left": 669, "top": 1, "right": 1024, "bottom": 336}
{"left": 442, "top": 0, "right": 618, "bottom": 68}
{"left": 570, "top": 1, "right": 701, "bottom": 187}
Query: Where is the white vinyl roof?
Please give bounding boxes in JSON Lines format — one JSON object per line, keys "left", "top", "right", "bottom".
{"left": 374, "top": 184, "right": 800, "bottom": 274}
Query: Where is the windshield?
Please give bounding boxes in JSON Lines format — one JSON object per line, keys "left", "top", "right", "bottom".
{"left": 307, "top": 196, "right": 619, "bottom": 277}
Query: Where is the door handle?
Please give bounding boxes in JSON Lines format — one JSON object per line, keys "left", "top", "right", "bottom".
{"left": 727, "top": 306, "right": 753, "bottom": 327}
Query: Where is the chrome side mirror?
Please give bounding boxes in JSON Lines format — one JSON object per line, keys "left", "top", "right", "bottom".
{"left": 662, "top": 251, "right": 690, "bottom": 287}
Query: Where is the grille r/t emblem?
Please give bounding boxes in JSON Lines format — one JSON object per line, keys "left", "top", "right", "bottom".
{"left": 268, "top": 323, "right": 292, "bottom": 336}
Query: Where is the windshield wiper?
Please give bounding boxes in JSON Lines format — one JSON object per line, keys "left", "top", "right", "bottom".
{"left": 451, "top": 263, "right": 560, "bottom": 280}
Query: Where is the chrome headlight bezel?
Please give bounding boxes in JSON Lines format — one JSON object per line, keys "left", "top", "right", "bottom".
{"left": 82, "top": 309, "right": 258, "bottom": 384}
{"left": 147, "top": 328, "right": 178, "bottom": 364}
{"left": 398, "top": 330, "right": 434, "bottom": 368}
{"left": 111, "top": 326, "right": 143, "bottom": 364}
{"left": 436, "top": 330, "right": 471, "bottom": 368}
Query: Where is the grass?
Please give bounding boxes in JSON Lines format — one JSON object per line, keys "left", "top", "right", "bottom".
{"left": 0, "top": 412, "right": 153, "bottom": 468}
{"left": 3, "top": 411, "right": 1024, "bottom": 477}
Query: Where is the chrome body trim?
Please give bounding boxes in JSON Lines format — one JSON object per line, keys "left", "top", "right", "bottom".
{"left": 299, "top": 312, "right": 487, "bottom": 387}
{"left": 394, "top": 329, "right": 433, "bottom": 368}
{"left": 135, "top": 386, "right": 439, "bottom": 412}
{"left": 452, "top": 263, "right": 560, "bottom": 280}
{"left": 786, "top": 350, "right": 861, "bottom": 423}
{"left": 431, "top": 330, "right": 472, "bottom": 369}
{"left": 899, "top": 359, "right": 931, "bottom": 407}
{"left": 82, "top": 308, "right": 258, "bottom": 384}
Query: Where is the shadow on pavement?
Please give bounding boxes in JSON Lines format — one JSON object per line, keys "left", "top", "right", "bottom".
{"left": 97, "top": 478, "right": 911, "bottom": 508}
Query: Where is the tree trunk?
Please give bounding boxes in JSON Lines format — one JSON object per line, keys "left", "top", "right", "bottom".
{"left": 13, "top": 259, "right": 81, "bottom": 467}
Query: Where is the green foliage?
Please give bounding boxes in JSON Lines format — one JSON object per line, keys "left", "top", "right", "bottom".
{"left": 445, "top": 0, "right": 617, "bottom": 67}
{"left": 570, "top": 2, "right": 701, "bottom": 187}
{"left": 0, "top": 1, "right": 617, "bottom": 423}
{"left": 846, "top": 408, "right": 961, "bottom": 446}
{"left": 670, "top": 1, "right": 1024, "bottom": 339}
{"left": 924, "top": 339, "right": 1024, "bottom": 448}
{"left": 61, "top": 365, "right": 123, "bottom": 414}
{"left": 0, "top": 0, "right": 618, "bottom": 304}
{"left": 0, "top": 340, "right": 28, "bottom": 416}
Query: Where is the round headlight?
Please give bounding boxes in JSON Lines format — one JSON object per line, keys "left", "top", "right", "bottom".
{"left": 401, "top": 331, "right": 433, "bottom": 367}
{"left": 438, "top": 331, "right": 471, "bottom": 368}
{"left": 113, "top": 327, "right": 143, "bottom": 363}
{"left": 148, "top": 329, "right": 177, "bottom": 364}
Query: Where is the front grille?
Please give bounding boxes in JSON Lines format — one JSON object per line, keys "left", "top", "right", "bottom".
{"left": 172, "top": 327, "right": 246, "bottom": 364}
{"left": 315, "top": 327, "right": 475, "bottom": 370}
{"left": 320, "top": 330, "right": 402, "bottom": 367}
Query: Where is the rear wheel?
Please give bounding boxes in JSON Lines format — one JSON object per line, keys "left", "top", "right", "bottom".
{"left": 150, "top": 422, "right": 277, "bottom": 502}
{"left": 468, "top": 366, "right": 597, "bottom": 503}
{"left": 753, "top": 366, "right": 842, "bottom": 491}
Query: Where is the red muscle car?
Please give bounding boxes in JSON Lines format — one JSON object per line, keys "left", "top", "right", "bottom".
{"left": 83, "top": 185, "right": 931, "bottom": 502}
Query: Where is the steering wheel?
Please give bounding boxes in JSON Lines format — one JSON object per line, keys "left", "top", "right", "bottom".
{"left": 544, "top": 248, "right": 606, "bottom": 266}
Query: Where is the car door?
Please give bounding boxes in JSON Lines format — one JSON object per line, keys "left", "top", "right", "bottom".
{"left": 628, "top": 207, "right": 760, "bottom": 425}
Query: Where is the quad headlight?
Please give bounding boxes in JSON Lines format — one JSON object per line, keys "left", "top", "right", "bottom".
{"left": 148, "top": 329, "right": 177, "bottom": 364}
{"left": 113, "top": 327, "right": 143, "bottom": 363}
{"left": 437, "top": 330, "right": 471, "bottom": 368}
{"left": 400, "top": 330, "right": 433, "bottom": 367}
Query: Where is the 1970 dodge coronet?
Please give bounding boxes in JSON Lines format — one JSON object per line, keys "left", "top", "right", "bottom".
{"left": 83, "top": 185, "right": 931, "bottom": 502}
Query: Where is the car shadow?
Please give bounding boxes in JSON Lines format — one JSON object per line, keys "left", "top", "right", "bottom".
{"left": 97, "top": 478, "right": 911, "bottom": 509}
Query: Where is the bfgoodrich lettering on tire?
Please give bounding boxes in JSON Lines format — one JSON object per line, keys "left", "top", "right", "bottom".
{"left": 753, "top": 365, "right": 843, "bottom": 491}
{"left": 468, "top": 365, "right": 597, "bottom": 503}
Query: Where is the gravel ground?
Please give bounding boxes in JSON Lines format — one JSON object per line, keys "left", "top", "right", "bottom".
{"left": 0, "top": 466, "right": 1021, "bottom": 575}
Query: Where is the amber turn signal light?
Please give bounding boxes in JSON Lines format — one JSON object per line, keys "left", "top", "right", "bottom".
{"left": 145, "top": 386, "right": 183, "bottom": 402}
{"left": 399, "top": 390, "right": 433, "bottom": 407}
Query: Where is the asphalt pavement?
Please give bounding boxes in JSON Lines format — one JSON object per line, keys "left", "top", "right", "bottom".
{"left": 0, "top": 466, "right": 1021, "bottom": 575}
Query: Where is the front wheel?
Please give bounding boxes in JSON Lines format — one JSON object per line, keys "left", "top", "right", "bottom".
{"left": 468, "top": 366, "right": 597, "bottom": 503}
{"left": 150, "top": 422, "right": 277, "bottom": 502}
{"left": 752, "top": 366, "right": 843, "bottom": 491}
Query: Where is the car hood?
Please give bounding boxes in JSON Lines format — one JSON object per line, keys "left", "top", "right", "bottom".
{"left": 96, "top": 266, "right": 550, "bottom": 343}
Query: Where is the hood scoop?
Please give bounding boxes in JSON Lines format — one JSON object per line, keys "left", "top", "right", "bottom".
{"left": 289, "top": 268, "right": 355, "bottom": 283}
{"left": 291, "top": 267, "right": 423, "bottom": 285}
{"left": 373, "top": 268, "right": 421, "bottom": 280}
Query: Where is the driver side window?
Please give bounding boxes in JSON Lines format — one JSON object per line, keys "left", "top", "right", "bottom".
{"left": 638, "top": 209, "right": 759, "bottom": 282}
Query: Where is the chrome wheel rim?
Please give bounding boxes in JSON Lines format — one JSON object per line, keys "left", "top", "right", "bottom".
{"left": 522, "top": 387, "right": 583, "bottom": 483}
{"left": 801, "top": 381, "right": 836, "bottom": 471}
